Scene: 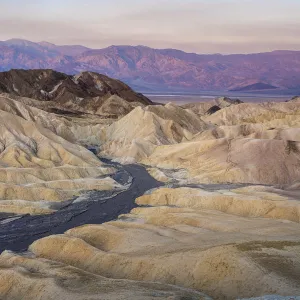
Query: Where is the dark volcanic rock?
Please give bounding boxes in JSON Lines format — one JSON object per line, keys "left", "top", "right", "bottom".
{"left": 206, "top": 105, "right": 221, "bottom": 115}
{"left": 0, "top": 69, "right": 153, "bottom": 111}
{"left": 215, "top": 96, "right": 243, "bottom": 107}
{"left": 287, "top": 96, "right": 300, "bottom": 103}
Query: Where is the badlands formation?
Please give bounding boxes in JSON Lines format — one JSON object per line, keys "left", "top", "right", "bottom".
{"left": 0, "top": 69, "right": 154, "bottom": 215}
{"left": 0, "top": 70, "right": 300, "bottom": 299}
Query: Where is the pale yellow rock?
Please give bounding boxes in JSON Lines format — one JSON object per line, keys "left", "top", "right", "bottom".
{"left": 99, "top": 105, "right": 208, "bottom": 163}
{"left": 0, "top": 204, "right": 54, "bottom": 215}
{"left": 192, "top": 124, "right": 300, "bottom": 142}
{"left": 20, "top": 200, "right": 300, "bottom": 299}
{"left": 95, "top": 100, "right": 300, "bottom": 186}
{"left": 0, "top": 251, "right": 208, "bottom": 300}
{"left": 143, "top": 138, "right": 300, "bottom": 185}
{"left": 147, "top": 168, "right": 171, "bottom": 183}
{"left": 182, "top": 97, "right": 242, "bottom": 116}
{"left": 0, "top": 92, "right": 300, "bottom": 300}
{"left": 3, "top": 95, "right": 300, "bottom": 187}
{"left": 0, "top": 96, "right": 119, "bottom": 214}
{"left": 136, "top": 186, "right": 300, "bottom": 222}
{"left": 203, "top": 101, "right": 300, "bottom": 127}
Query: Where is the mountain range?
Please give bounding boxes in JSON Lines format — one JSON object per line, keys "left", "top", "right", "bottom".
{"left": 1, "top": 38, "right": 300, "bottom": 92}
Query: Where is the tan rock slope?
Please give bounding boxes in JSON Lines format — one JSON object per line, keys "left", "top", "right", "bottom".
{"left": 90, "top": 95, "right": 300, "bottom": 186}
{"left": 0, "top": 69, "right": 155, "bottom": 215}
{"left": 182, "top": 96, "right": 243, "bottom": 116}
{"left": 2, "top": 185, "right": 300, "bottom": 299}
{"left": 0, "top": 95, "right": 119, "bottom": 215}
{"left": 144, "top": 137, "right": 300, "bottom": 185}
{"left": 2, "top": 71, "right": 298, "bottom": 188}
{"left": 141, "top": 99, "right": 300, "bottom": 186}
{"left": 99, "top": 103, "right": 208, "bottom": 163}
{"left": 0, "top": 251, "right": 209, "bottom": 300}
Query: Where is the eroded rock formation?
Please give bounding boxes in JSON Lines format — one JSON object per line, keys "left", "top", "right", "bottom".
{"left": 0, "top": 70, "right": 299, "bottom": 300}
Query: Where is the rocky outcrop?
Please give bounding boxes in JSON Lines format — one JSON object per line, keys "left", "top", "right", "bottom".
{"left": 99, "top": 103, "right": 208, "bottom": 163}
{"left": 0, "top": 69, "right": 152, "bottom": 116}
{"left": 288, "top": 96, "right": 300, "bottom": 103}
{"left": 206, "top": 105, "right": 221, "bottom": 115}
{"left": 182, "top": 96, "right": 243, "bottom": 116}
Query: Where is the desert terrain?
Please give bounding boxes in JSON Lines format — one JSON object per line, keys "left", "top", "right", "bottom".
{"left": 0, "top": 70, "right": 299, "bottom": 300}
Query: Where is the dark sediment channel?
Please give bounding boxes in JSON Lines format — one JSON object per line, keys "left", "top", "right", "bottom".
{"left": 0, "top": 158, "right": 260, "bottom": 253}
{"left": 0, "top": 159, "right": 164, "bottom": 253}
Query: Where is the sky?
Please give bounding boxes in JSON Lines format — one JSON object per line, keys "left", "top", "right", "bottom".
{"left": 0, "top": 0, "right": 299, "bottom": 54}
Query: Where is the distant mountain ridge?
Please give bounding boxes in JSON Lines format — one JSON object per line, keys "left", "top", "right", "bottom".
{"left": 1, "top": 39, "right": 300, "bottom": 92}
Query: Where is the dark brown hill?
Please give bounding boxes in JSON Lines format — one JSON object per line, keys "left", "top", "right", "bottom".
{"left": 0, "top": 69, "right": 152, "bottom": 117}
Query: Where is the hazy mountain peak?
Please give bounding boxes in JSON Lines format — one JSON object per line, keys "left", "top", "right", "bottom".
{"left": 4, "top": 38, "right": 38, "bottom": 47}
{"left": 38, "top": 41, "right": 57, "bottom": 47}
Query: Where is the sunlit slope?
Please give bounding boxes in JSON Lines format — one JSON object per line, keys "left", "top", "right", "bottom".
{"left": 3, "top": 185, "right": 299, "bottom": 299}
{"left": 0, "top": 96, "right": 117, "bottom": 214}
